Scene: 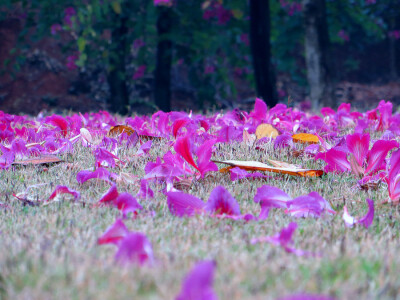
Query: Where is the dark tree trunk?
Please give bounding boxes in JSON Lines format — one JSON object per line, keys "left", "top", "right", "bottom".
{"left": 154, "top": 7, "right": 173, "bottom": 112}
{"left": 107, "top": 10, "right": 129, "bottom": 115}
{"left": 249, "top": 0, "right": 277, "bottom": 108}
{"left": 303, "top": 0, "right": 335, "bottom": 110}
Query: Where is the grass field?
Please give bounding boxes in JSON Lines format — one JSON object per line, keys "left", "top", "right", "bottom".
{"left": 1, "top": 106, "right": 400, "bottom": 300}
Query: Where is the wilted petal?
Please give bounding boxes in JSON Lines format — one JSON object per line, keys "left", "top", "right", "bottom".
{"left": 254, "top": 185, "right": 291, "bottom": 219}
{"left": 167, "top": 191, "right": 206, "bottom": 217}
{"left": 175, "top": 260, "right": 218, "bottom": 300}
{"left": 205, "top": 186, "right": 241, "bottom": 216}
{"left": 365, "top": 140, "right": 399, "bottom": 175}
{"left": 342, "top": 206, "right": 356, "bottom": 227}
{"left": 315, "top": 148, "right": 350, "bottom": 173}
{"left": 115, "top": 232, "right": 153, "bottom": 266}
{"left": 47, "top": 185, "right": 80, "bottom": 202}
{"left": 76, "top": 168, "right": 111, "bottom": 184}
{"left": 98, "top": 219, "right": 129, "bottom": 245}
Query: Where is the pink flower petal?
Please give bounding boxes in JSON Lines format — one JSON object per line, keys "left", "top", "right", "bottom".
{"left": 115, "top": 232, "right": 153, "bottom": 266}
{"left": 253, "top": 185, "right": 291, "bottom": 219}
{"left": 205, "top": 186, "right": 240, "bottom": 216}
{"left": 388, "top": 149, "right": 400, "bottom": 201}
{"left": 136, "top": 179, "right": 154, "bottom": 200}
{"left": 346, "top": 133, "right": 369, "bottom": 167}
{"left": 47, "top": 185, "right": 80, "bottom": 202}
{"left": 76, "top": 168, "right": 111, "bottom": 184}
{"left": 114, "top": 192, "right": 143, "bottom": 216}
{"left": 167, "top": 191, "right": 206, "bottom": 217}
{"left": 174, "top": 135, "right": 199, "bottom": 171}
{"left": 315, "top": 148, "right": 350, "bottom": 173}
{"left": 358, "top": 198, "right": 374, "bottom": 228}
{"left": 287, "top": 192, "right": 335, "bottom": 218}
{"left": 365, "top": 140, "right": 399, "bottom": 175}
{"left": 98, "top": 219, "right": 129, "bottom": 245}
{"left": 46, "top": 115, "right": 69, "bottom": 137}
{"left": 175, "top": 260, "right": 218, "bottom": 300}
{"left": 136, "top": 140, "right": 152, "bottom": 156}
{"left": 98, "top": 184, "right": 119, "bottom": 204}
{"left": 196, "top": 139, "right": 218, "bottom": 177}
{"left": 250, "top": 97, "right": 267, "bottom": 121}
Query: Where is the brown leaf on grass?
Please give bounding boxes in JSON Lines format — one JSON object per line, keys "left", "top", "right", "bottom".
{"left": 292, "top": 133, "right": 319, "bottom": 144}
{"left": 291, "top": 150, "right": 304, "bottom": 158}
{"left": 213, "top": 160, "right": 324, "bottom": 177}
{"left": 173, "top": 178, "right": 193, "bottom": 190}
{"left": 359, "top": 180, "right": 382, "bottom": 191}
{"left": 139, "top": 135, "right": 163, "bottom": 141}
{"left": 107, "top": 125, "right": 136, "bottom": 137}
{"left": 13, "top": 155, "right": 63, "bottom": 166}
{"left": 219, "top": 166, "right": 234, "bottom": 173}
{"left": 255, "top": 124, "right": 279, "bottom": 139}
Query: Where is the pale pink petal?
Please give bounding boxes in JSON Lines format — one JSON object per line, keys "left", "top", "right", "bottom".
{"left": 115, "top": 232, "right": 153, "bottom": 266}
{"left": 167, "top": 191, "right": 206, "bottom": 217}
{"left": 205, "top": 186, "right": 241, "bottom": 216}
{"left": 98, "top": 219, "right": 129, "bottom": 245}
{"left": 342, "top": 206, "right": 356, "bottom": 227}
{"left": 175, "top": 260, "right": 218, "bottom": 300}
{"left": 287, "top": 192, "right": 335, "bottom": 218}
{"left": 254, "top": 185, "right": 291, "bottom": 219}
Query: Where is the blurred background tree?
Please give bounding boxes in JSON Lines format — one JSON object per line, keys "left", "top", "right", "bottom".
{"left": 0, "top": 0, "right": 399, "bottom": 115}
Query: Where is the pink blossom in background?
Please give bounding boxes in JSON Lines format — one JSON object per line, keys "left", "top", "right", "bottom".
{"left": 240, "top": 33, "right": 249, "bottom": 46}
{"left": 154, "top": 0, "right": 173, "bottom": 7}
{"left": 132, "top": 38, "right": 145, "bottom": 49}
{"left": 132, "top": 65, "right": 146, "bottom": 80}
{"left": 64, "top": 7, "right": 76, "bottom": 26}
{"left": 50, "top": 24, "right": 62, "bottom": 35}
{"left": 338, "top": 30, "right": 350, "bottom": 42}
{"left": 388, "top": 30, "right": 400, "bottom": 40}
{"left": 66, "top": 55, "right": 78, "bottom": 70}
{"left": 365, "top": 0, "right": 376, "bottom": 4}
{"left": 203, "top": 2, "right": 232, "bottom": 25}
{"left": 204, "top": 65, "right": 215, "bottom": 75}
{"left": 280, "top": 0, "right": 302, "bottom": 16}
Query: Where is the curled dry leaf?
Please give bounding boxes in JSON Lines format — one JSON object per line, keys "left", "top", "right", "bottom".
{"left": 213, "top": 160, "right": 324, "bottom": 177}
{"left": 255, "top": 123, "right": 279, "bottom": 139}
{"left": 292, "top": 133, "right": 319, "bottom": 144}
{"left": 13, "top": 155, "right": 63, "bottom": 166}
{"left": 108, "top": 125, "right": 136, "bottom": 137}
{"left": 173, "top": 178, "right": 193, "bottom": 190}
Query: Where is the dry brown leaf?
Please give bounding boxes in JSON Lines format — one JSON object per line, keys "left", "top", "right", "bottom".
{"left": 173, "top": 178, "right": 192, "bottom": 190}
{"left": 213, "top": 160, "right": 324, "bottom": 177}
{"left": 292, "top": 133, "right": 319, "bottom": 144}
{"left": 108, "top": 125, "right": 136, "bottom": 137}
{"left": 255, "top": 124, "right": 279, "bottom": 139}
{"left": 13, "top": 155, "right": 63, "bottom": 166}
{"left": 139, "top": 135, "right": 163, "bottom": 141}
{"left": 219, "top": 166, "right": 234, "bottom": 173}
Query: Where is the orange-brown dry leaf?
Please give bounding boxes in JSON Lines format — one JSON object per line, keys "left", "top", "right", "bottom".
{"left": 292, "top": 133, "right": 319, "bottom": 144}
{"left": 214, "top": 160, "right": 324, "bottom": 177}
{"left": 219, "top": 166, "right": 234, "bottom": 173}
{"left": 108, "top": 125, "right": 136, "bottom": 137}
{"left": 255, "top": 124, "right": 279, "bottom": 139}
{"left": 13, "top": 155, "right": 63, "bottom": 166}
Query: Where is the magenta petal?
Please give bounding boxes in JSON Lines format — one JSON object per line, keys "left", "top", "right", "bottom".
{"left": 250, "top": 97, "right": 267, "bottom": 120}
{"left": 287, "top": 192, "right": 334, "bottom": 218}
{"left": 196, "top": 139, "right": 218, "bottom": 177}
{"left": 98, "top": 184, "right": 119, "bottom": 204}
{"left": 98, "top": 219, "right": 129, "bottom": 245}
{"left": 46, "top": 115, "right": 68, "bottom": 136}
{"left": 47, "top": 185, "right": 80, "bottom": 201}
{"left": 346, "top": 133, "right": 369, "bottom": 166}
{"left": 136, "top": 140, "right": 152, "bottom": 156}
{"left": 114, "top": 192, "right": 143, "bottom": 216}
{"left": 205, "top": 186, "right": 241, "bottom": 216}
{"left": 115, "top": 232, "right": 153, "bottom": 266}
{"left": 76, "top": 168, "right": 111, "bottom": 184}
{"left": 172, "top": 118, "right": 189, "bottom": 138}
{"left": 167, "top": 191, "right": 206, "bottom": 217}
{"left": 365, "top": 140, "right": 399, "bottom": 175}
{"left": 358, "top": 198, "right": 374, "bottom": 229}
{"left": 174, "top": 135, "right": 199, "bottom": 171}
{"left": 388, "top": 149, "right": 400, "bottom": 201}
{"left": 254, "top": 185, "right": 291, "bottom": 219}
{"left": 175, "top": 260, "right": 218, "bottom": 300}
{"left": 315, "top": 148, "right": 350, "bottom": 173}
